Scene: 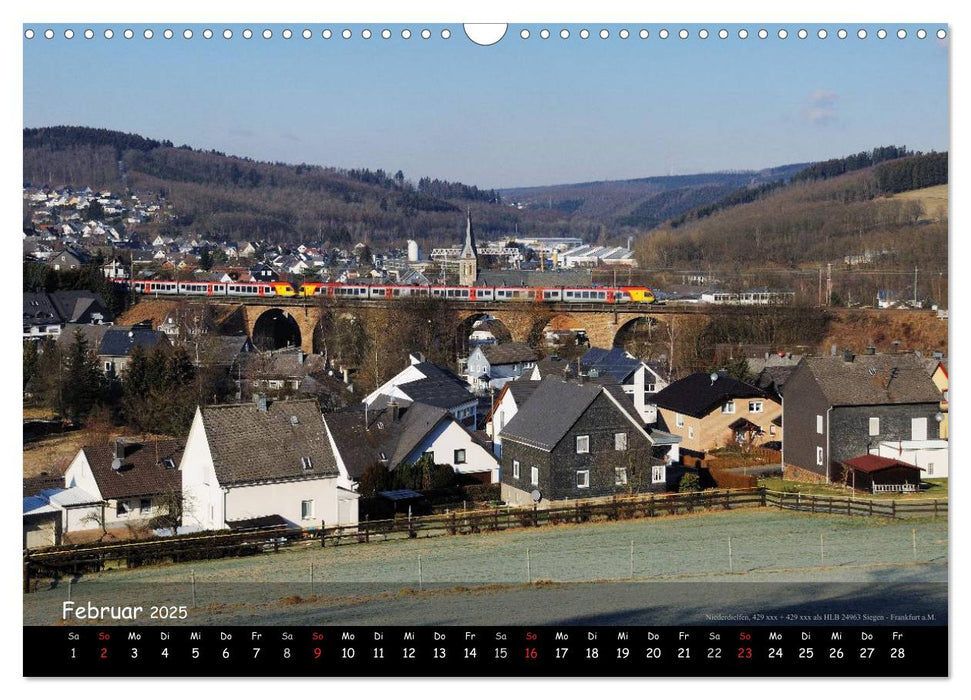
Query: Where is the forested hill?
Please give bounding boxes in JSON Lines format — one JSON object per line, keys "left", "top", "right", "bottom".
{"left": 498, "top": 163, "right": 808, "bottom": 229}
{"left": 635, "top": 150, "right": 948, "bottom": 271}
{"left": 23, "top": 126, "right": 605, "bottom": 248}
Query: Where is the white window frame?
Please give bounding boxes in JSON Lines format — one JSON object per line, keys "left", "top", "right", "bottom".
{"left": 748, "top": 401, "right": 764, "bottom": 413}
{"left": 676, "top": 413, "right": 684, "bottom": 428}
{"left": 816, "top": 446, "right": 824, "bottom": 466}
{"left": 651, "top": 465, "right": 666, "bottom": 484}
{"left": 722, "top": 401, "right": 736, "bottom": 414}
{"left": 301, "top": 456, "right": 313, "bottom": 471}
{"left": 301, "top": 499, "right": 315, "bottom": 520}
{"left": 576, "top": 470, "right": 590, "bottom": 489}
{"left": 816, "top": 415, "right": 824, "bottom": 434}
{"left": 576, "top": 435, "right": 590, "bottom": 454}
{"left": 116, "top": 500, "right": 130, "bottom": 517}
{"left": 614, "top": 432, "right": 628, "bottom": 451}
{"left": 530, "top": 466, "right": 539, "bottom": 486}
{"left": 615, "top": 467, "right": 628, "bottom": 486}
{"left": 512, "top": 460, "right": 520, "bottom": 479}
{"left": 868, "top": 417, "right": 880, "bottom": 436}
{"left": 454, "top": 449, "right": 466, "bottom": 465}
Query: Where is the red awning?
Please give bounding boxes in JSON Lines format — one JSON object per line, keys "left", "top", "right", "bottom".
{"left": 842, "top": 454, "right": 923, "bottom": 474}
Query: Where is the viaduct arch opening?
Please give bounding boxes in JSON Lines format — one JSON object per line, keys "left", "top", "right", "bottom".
{"left": 252, "top": 308, "right": 302, "bottom": 351}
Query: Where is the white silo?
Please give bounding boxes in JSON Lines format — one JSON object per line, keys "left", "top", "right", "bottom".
{"left": 407, "top": 239, "right": 420, "bottom": 261}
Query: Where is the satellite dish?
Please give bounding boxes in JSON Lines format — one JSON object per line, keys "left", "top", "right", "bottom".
{"left": 530, "top": 490, "right": 541, "bottom": 503}
{"left": 709, "top": 372, "right": 719, "bottom": 385}
{"left": 111, "top": 458, "right": 122, "bottom": 471}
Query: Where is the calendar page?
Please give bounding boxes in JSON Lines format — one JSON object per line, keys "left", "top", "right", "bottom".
{"left": 20, "top": 6, "right": 950, "bottom": 681}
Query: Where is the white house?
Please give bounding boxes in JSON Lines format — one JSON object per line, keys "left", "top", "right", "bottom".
{"left": 325, "top": 401, "right": 500, "bottom": 483}
{"left": 364, "top": 353, "right": 479, "bottom": 426}
{"left": 181, "top": 398, "right": 358, "bottom": 531}
{"left": 581, "top": 347, "right": 669, "bottom": 424}
{"left": 873, "top": 439, "right": 949, "bottom": 479}
{"left": 62, "top": 438, "right": 184, "bottom": 532}
{"left": 464, "top": 342, "right": 538, "bottom": 394}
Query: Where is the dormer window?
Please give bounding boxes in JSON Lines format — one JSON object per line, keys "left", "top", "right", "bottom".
{"left": 301, "top": 456, "right": 313, "bottom": 470}
{"left": 161, "top": 458, "right": 176, "bottom": 470}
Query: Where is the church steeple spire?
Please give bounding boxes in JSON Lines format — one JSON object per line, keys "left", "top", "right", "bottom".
{"left": 461, "top": 208, "right": 477, "bottom": 259}
{"left": 459, "top": 209, "right": 478, "bottom": 286}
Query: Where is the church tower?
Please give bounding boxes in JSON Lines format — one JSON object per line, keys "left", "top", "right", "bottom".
{"left": 458, "top": 209, "right": 478, "bottom": 287}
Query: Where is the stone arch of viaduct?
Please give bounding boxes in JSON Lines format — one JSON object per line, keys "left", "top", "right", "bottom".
{"left": 218, "top": 302, "right": 699, "bottom": 355}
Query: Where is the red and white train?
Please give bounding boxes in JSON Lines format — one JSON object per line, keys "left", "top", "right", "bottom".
{"left": 115, "top": 279, "right": 657, "bottom": 304}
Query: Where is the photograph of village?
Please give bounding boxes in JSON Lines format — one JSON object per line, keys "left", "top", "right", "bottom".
{"left": 22, "top": 22, "right": 948, "bottom": 630}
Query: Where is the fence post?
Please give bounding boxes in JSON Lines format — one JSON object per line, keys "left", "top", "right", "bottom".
{"left": 934, "top": 499, "right": 939, "bottom": 518}
{"left": 828, "top": 497, "right": 833, "bottom": 514}
{"left": 892, "top": 500, "right": 897, "bottom": 519}
{"left": 648, "top": 493, "right": 655, "bottom": 518}
{"left": 760, "top": 487, "right": 766, "bottom": 507}
{"left": 365, "top": 516, "right": 370, "bottom": 544}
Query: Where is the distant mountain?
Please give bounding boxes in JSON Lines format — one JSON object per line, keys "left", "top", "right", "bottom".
{"left": 499, "top": 164, "right": 808, "bottom": 229}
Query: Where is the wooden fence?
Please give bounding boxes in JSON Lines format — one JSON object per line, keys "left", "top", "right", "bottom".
{"left": 764, "top": 490, "right": 947, "bottom": 519}
{"left": 23, "top": 487, "right": 946, "bottom": 591}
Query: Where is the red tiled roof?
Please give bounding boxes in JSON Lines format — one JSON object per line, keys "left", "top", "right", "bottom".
{"left": 842, "top": 454, "right": 922, "bottom": 474}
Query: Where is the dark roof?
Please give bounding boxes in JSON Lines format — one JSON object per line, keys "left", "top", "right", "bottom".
{"left": 582, "top": 346, "right": 642, "bottom": 384}
{"left": 23, "top": 292, "right": 61, "bottom": 327}
{"left": 800, "top": 355, "right": 942, "bottom": 406}
{"left": 23, "top": 473, "right": 65, "bottom": 498}
{"left": 100, "top": 328, "right": 168, "bottom": 357}
{"left": 506, "top": 379, "right": 543, "bottom": 406}
{"left": 78, "top": 439, "right": 183, "bottom": 499}
{"left": 653, "top": 373, "right": 770, "bottom": 418}
{"left": 49, "top": 290, "right": 111, "bottom": 324}
{"left": 239, "top": 348, "right": 325, "bottom": 378}
{"left": 200, "top": 399, "right": 339, "bottom": 486}
{"left": 183, "top": 335, "right": 253, "bottom": 366}
{"left": 753, "top": 366, "right": 797, "bottom": 394}
{"left": 499, "top": 378, "right": 609, "bottom": 451}
{"left": 479, "top": 342, "right": 538, "bottom": 366}
{"left": 55, "top": 323, "right": 113, "bottom": 352}
{"left": 728, "top": 417, "right": 762, "bottom": 432}
{"left": 378, "top": 489, "right": 425, "bottom": 501}
{"left": 396, "top": 377, "right": 475, "bottom": 410}
{"left": 532, "top": 355, "right": 569, "bottom": 379}
{"left": 226, "top": 514, "right": 293, "bottom": 530}
{"left": 324, "top": 402, "right": 456, "bottom": 478}
{"left": 843, "top": 455, "right": 923, "bottom": 474}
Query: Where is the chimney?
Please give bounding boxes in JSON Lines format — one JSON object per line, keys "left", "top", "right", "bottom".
{"left": 113, "top": 438, "right": 127, "bottom": 460}
{"left": 255, "top": 393, "right": 268, "bottom": 412}
{"left": 342, "top": 368, "right": 350, "bottom": 384}
{"left": 389, "top": 399, "right": 400, "bottom": 423}
{"left": 843, "top": 349, "right": 855, "bottom": 363}
{"left": 297, "top": 349, "right": 305, "bottom": 365}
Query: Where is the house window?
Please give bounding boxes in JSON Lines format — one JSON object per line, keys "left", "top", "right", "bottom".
{"left": 104, "top": 361, "right": 112, "bottom": 372}
{"left": 645, "top": 383, "right": 656, "bottom": 393}
{"left": 576, "top": 435, "right": 590, "bottom": 454}
{"left": 816, "top": 415, "right": 824, "bottom": 434}
{"left": 651, "top": 465, "right": 666, "bottom": 484}
{"left": 911, "top": 417, "right": 928, "bottom": 441}
{"left": 721, "top": 402, "right": 736, "bottom": 414}
{"left": 869, "top": 417, "right": 880, "bottom": 436}
{"left": 748, "top": 401, "right": 764, "bottom": 413}
{"left": 816, "top": 446, "right": 824, "bottom": 466}
{"left": 530, "top": 467, "right": 539, "bottom": 486}
{"left": 513, "top": 460, "right": 520, "bottom": 479}
{"left": 615, "top": 433, "right": 628, "bottom": 451}
{"left": 676, "top": 413, "right": 684, "bottom": 428}
{"left": 576, "top": 470, "right": 590, "bottom": 488}
{"left": 688, "top": 426, "right": 694, "bottom": 440}
{"left": 927, "top": 462, "right": 934, "bottom": 476}
{"left": 301, "top": 456, "right": 313, "bottom": 470}
{"left": 615, "top": 467, "right": 628, "bottom": 486}
{"left": 139, "top": 498, "right": 151, "bottom": 514}
{"left": 769, "top": 425, "right": 776, "bottom": 436}
{"left": 116, "top": 501, "right": 130, "bottom": 517}
{"left": 454, "top": 449, "right": 466, "bottom": 464}
{"left": 301, "top": 499, "right": 315, "bottom": 520}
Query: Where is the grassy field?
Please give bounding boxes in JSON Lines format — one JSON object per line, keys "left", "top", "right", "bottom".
{"left": 24, "top": 508, "right": 947, "bottom": 625}
{"left": 759, "top": 477, "right": 948, "bottom": 500}
{"left": 891, "top": 184, "right": 948, "bottom": 222}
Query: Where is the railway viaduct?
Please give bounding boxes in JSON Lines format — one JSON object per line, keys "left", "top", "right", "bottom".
{"left": 176, "top": 299, "right": 711, "bottom": 355}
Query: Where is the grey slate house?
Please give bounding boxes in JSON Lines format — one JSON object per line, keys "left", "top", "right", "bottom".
{"left": 782, "top": 352, "right": 944, "bottom": 483}
{"left": 499, "top": 378, "right": 667, "bottom": 506}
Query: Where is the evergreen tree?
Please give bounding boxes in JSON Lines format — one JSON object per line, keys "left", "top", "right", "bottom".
{"left": 61, "top": 330, "right": 104, "bottom": 421}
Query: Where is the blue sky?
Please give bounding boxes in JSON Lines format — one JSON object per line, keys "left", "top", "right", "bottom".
{"left": 23, "top": 23, "right": 948, "bottom": 189}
